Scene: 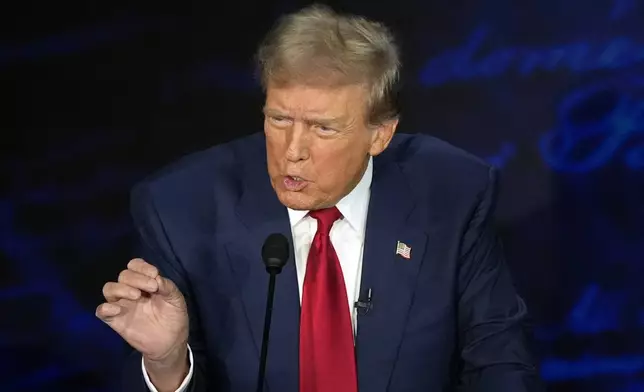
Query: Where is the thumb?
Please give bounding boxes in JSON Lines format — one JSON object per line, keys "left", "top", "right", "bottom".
{"left": 97, "top": 303, "right": 127, "bottom": 333}
{"left": 155, "top": 275, "right": 181, "bottom": 301}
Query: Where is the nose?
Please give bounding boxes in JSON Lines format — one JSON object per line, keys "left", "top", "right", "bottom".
{"left": 285, "top": 123, "right": 310, "bottom": 162}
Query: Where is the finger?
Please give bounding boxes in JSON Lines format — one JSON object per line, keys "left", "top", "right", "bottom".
{"left": 118, "top": 269, "right": 158, "bottom": 293}
{"left": 102, "top": 281, "right": 142, "bottom": 302}
{"left": 127, "top": 258, "right": 159, "bottom": 279}
{"left": 95, "top": 302, "right": 122, "bottom": 319}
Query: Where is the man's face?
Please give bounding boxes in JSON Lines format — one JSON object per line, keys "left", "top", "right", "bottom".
{"left": 264, "top": 82, "right": 397, "bottom": 211}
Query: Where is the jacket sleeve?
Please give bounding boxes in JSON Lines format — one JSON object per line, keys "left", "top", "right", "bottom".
{"left": 117, "top": 182, "right": 211, "bottom": 392}
{"left": 456, "top": 167, "right": 545, "bottom": 392}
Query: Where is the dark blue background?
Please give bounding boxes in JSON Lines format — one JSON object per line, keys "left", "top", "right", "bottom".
{"left": 3, "top": 0, "right": 644, "bottom": 390}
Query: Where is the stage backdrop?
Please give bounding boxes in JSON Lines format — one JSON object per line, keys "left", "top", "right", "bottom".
{"left": 3, "top": 0, "right": 644, "bottom": 390}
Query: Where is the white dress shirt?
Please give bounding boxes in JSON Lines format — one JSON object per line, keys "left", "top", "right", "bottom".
{"left": 143, "top": 158, "right": 373, "bottom": 392}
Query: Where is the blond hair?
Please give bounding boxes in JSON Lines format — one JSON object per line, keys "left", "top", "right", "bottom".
{"left": 255, "top": 4, "right": 401, "bottom": 125}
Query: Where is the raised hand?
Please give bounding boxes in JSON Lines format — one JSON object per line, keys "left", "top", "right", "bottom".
{"left": 96, "top": 258, "right": 189, "bottom": 363}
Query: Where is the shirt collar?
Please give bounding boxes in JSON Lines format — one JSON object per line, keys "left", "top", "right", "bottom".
{"left": 287, "top": 157, "right": 373, "bottom": 235}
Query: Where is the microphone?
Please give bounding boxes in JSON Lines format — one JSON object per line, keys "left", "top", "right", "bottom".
{"left": 354, "top": 288, "right": 373, "bottom": 316}
{"left": 257, "top": 233, "right": 290, "bottom": 392}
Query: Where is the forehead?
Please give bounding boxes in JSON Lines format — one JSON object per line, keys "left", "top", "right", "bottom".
{"left": 265, "top": 83, "right": 368, "bottom": 118}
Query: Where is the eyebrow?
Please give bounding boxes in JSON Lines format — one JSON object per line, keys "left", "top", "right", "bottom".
{"left": 262, "top": 107, "right": 278, "bottom": 115}
{"left": 262, "top": 107, "right": 288, "bottom": 118}
{"left": 262, "top": 107, "right": 345, "bottom": 125}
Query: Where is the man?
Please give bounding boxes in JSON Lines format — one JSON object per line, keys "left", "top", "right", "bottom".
{"left": 96, "top": 5, "right": 543, "bottom": 392}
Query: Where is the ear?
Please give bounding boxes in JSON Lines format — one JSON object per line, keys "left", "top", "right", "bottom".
{"left": 369, "top": 119, "right": 399, "bottom": 156}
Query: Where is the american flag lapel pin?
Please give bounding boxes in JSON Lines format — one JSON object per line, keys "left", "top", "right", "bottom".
{"left": 396, "top": 241, "right": 411, "bottom": 259}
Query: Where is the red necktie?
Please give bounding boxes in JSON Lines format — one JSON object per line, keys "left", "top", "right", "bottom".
{"left": 300, "top": 207, "right": 358, "bottom": 392}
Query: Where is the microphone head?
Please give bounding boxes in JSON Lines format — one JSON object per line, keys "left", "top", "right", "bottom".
{"left": 261, "top": 233, "right": 290, "bottom": 273}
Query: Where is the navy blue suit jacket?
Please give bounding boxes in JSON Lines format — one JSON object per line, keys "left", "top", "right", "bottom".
{"left": 120, "top": 132, "right": 543, "bottom": 391}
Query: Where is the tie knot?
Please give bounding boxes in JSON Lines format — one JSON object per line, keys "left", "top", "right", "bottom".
{"left": 309, "top": 207, "right": 342, "bottom": 235}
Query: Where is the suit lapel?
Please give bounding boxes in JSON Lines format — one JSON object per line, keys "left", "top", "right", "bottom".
{"left": 356, "top": 153, "right": 428, "bottom": 392}
{"left": 225, "top": 140, "right": 300, "bottom": 392}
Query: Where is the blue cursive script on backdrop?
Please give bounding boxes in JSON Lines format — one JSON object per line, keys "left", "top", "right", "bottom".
{"left": 419, "top": 27, "right": 644, "bottom": 87}
{"left": 539, "top": 77, "right": 644, "bottom": 172}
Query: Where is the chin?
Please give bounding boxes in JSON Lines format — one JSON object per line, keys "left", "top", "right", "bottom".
{"left": 276, "top": 190, "right": 316, "bottom": 211}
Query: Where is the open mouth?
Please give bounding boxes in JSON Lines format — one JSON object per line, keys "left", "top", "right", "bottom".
{"left": 284, "top": 175, "right": 307, "bottom": 191}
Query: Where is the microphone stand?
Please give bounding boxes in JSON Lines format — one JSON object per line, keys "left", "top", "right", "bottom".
{"left": 256, "top": 268, "right": 278, "bottom": 392}
{"left": 257, "top": 233, "right": 289, "bottom": 392}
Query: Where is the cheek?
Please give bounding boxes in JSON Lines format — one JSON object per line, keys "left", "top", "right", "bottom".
{"left": 265, "top": 135, "right": 284, "bottom": 171}
{"left": 265, "top": 131, "right": 284, "bottom": 155}
{"left": 312, "top": 150, "right": 352, "bottom": 184}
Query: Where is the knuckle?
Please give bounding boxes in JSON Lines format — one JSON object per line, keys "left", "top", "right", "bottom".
{"left": 118, "top": 269, "right": 130, "bottom": 282}
{"left": 147, "top": 265, "right": 159, "bottom": 277}
{"left": 102, "top": 282, "right": 114, "bottom": 296}
{"left": 104, "top": 283, "right": 124, "bottom": 300}
{"left": 127, "top": 258, "right": 141, "bottom": 269}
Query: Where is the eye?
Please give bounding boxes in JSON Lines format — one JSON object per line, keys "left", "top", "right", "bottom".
{"left": 268, "top": 116, "right": 291, "bottom": 126}
{"left": 314, "top": 124, "right": 336, "bottom": 134}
